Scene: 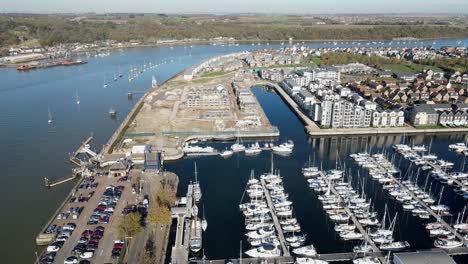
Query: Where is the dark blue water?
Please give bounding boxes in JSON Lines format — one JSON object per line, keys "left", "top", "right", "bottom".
{"left": 166, "top": 87, "right": 468, "bottom": 261}
{"left": 1, "top": 39, "right": 467, "bottom": 263}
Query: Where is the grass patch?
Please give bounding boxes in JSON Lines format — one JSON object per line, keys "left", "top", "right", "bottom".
{"left": 383, "top": 63, "right": 442, "bottom": 73}
{"left": 310, "top": 57, "right": 321, "bottom": 67}
{"left": 415, "top": 125, "right": 447, "bottom": 129}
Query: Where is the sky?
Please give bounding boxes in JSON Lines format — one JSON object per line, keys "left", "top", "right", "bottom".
{"left": 1, "top": 0, "right": 468, "bottom": 14}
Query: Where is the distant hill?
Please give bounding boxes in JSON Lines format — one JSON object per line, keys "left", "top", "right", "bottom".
{"left": 1, "top": 14, "right": 467, "bottom": 47}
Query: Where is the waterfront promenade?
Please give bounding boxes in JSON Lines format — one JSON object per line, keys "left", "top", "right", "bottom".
{"left": 263, "top": 80, "right": 468, "bottom": 136}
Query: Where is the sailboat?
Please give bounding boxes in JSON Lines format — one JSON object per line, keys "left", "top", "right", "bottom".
{"left": 151, "top": 75, "right": 157, "bottom": 87}
{"left": 201, "top": 205, "right": 208, "bottom": 231}
{"left": 103, "top": 76, "right": 108, "bottom": 88}
{"left": 47, "top": 108, "right": 53, "bottom": 124}
{"left": 75, "top": 91, "right": 80, "bottom": 105}
{"left": 303, "top": 154, "right": 320, "bottom": 177}
{"left": 193, "top": 162, "right": 202, "bottom": 203}
{"left": 230, "top": 132, "right": 245, "bottom": 152}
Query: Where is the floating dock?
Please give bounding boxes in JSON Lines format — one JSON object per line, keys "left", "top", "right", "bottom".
{"left": 318, "top": 170, "right": 383, "bottom": 261}
{"left": 260, "top": 178, "right": 291, "bottom": 257}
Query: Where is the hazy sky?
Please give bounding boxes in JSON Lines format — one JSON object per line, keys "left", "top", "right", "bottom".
{"left": 2, "top": 0, "right": 468, "bottom": 14}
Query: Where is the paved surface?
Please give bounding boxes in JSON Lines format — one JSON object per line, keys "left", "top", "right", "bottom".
{"left": 44, "top": 175, "right": 136, "bottom": 264}
{"left": 124, "top": 171, "right": 179, "bottom": 264}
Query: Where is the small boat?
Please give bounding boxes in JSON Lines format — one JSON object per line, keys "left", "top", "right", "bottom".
{"left": 245, "top": 143, "right": 262, "bottom": 155}
{"left": 75, "top": 91, "right": 80, "bottom": 105}
{"left": 379, "top": 241, "right": 410, "bottom": 251}
{"left": 292, "top": 244, "right": 317, "bottom": 257}
{"left": 245, "top": 244, "right": 281, "bottom": 258}
{"left": 109, "top": 108, "right": 117, "bottom": 116}
{"left": 434, "top": 238, "right": 463, "bottom": 249}
{"left": 220, "top": 149, "right": 234, "bottom": 158}
{"left": 201, "top": 205, "right": 208, "bottom": 231}
{"left": 47, "top": 108, "right": 53, "bottom": 124}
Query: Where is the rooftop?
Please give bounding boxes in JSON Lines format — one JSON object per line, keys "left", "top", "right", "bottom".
{"left": 393, "top": 250, "right": 456, "bottom": 264}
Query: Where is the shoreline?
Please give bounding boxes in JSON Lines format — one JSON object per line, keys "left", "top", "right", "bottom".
{"left": 2, "top": 36, "right": 466, "bottom": 67}
{"left": 265, "top": 78, "right": 468, "bottom": 137}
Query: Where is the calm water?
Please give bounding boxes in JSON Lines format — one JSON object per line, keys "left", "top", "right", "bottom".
{"left": 166, "top": 87, "right": 468, "bottom": 262}
{"left": 0, "top": 39, "right": 467, "bottom": 263}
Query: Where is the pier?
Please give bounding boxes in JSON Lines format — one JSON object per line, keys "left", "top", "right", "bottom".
{"left": 187, "top": 248, "right": 468, "bottom": 263}
{"left": 358, "top": 153, "right": 465, "bottom": 243}
{"left": 387, "top": 172, "right": 465, "bottom": 242}
{"left": 171, "top": 184, "right": 194, "bottom": 264}
{"left": 260, "top": 178, "right": 291, "bottom": 257}
{"left": 318, "top": 171, "right": 383, "bottom": 259}
{"left": 69, "top": 136, "right": 96, "bottom": 165}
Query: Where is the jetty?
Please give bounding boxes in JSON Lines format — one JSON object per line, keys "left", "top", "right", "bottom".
{"left": 170, "top": 184, "right": 194, "bottom": 264}
{"left": 318, "top": 170, "right": 383, "bottom": 259}
{"left": 260, "top": 178, "right": 291, "bottom": 257}
{"left": 387, "top": 172, "right": 465, "bottom": 242}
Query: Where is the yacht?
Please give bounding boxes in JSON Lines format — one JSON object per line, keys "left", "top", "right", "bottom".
{"left": 379, "top": 241, "right": 410, "bottom": 251}
{"left": 189, "top": 219, "right": 202, "bottom": 254}
{"left": 245, "top": 143, "right": 262, "bottom": 155}
{"left": 231, "top": 133, "right": 245, "bottom": 152}
{"left": 292, "top": 244, "right": 317, "bottom": 257}
{"left": 220, "top": 149, "right": 234, "bottom": 158}
{"left": 340, "top": 231, "right": 363, "bottom": 240}
{"left": 183, "top": 144, "right": 215, "bottom": 154}
{"left": 272, "top": 144, "right": 293, "bottom": 154}
{"left": 193, "top": 163, "right": 202, "bottom": 203}
{"left": 434, "top": 238, "right": 463, "bottom": 249}
{"left": 245, "top": 244, "right": 281, "bottom": 258}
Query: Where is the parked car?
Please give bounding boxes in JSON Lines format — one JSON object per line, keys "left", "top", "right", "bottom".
{"left": 71, "top": 244, "right": 86, "bottom": 255}
{"left": 63, "top": 223, "right": 76, "bottom": 231}
{"left": 79, "top": 251, "right": 94, "bottom": 259}
{"left": 64, "top": 256, "right": 79, "bottom": 264}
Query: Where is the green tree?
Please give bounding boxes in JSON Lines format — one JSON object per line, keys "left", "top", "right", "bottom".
{"left": 117, "top": 212, "right": 142, "bottom": 239}
{"left": 147, "top": 204, "right": 172, "bottom": 225}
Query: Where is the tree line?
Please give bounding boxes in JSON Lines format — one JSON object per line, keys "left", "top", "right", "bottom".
{"left": 1, "top": 15, "right": 468, "bottom": 47}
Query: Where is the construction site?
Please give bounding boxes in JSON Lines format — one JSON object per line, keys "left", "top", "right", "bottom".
{"left": 109, "top": 57, "right": 279, "bottom": 160}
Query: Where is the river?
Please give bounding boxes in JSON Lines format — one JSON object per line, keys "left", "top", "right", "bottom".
{"left": 0, "top": 39, "right": 467, "bottom": 263}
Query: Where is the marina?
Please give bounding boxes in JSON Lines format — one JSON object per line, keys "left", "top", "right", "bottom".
{"left": 351, "top": 150, "right": 466, "bottom": 249}
{"left": 2, "top": 40, "right": 468, "bottom": 263}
